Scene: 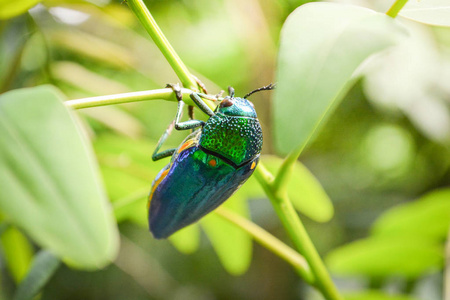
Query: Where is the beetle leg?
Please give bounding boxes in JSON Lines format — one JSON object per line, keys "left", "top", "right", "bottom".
{"left": 166, "top": 83, "right": 205, "bottom": 130}
{"left": 152, "top": 84, "right": 200, "bottom": 161}
{"left": 174, "top": 100, "right": 205, "bottom": 130}
{"left": 188, "top": 105, "right": 194, "bottom": 120}
{"left": 192, "top": 75, "right": 208, "bottom": 94}
{"left": 152, "top": 120, "right": 177, "bottom": 161}
{"left": 188, "top": 105, "right": 196, "bottom": 133}
{"left": 190, "top": 92, "right": 215, "bottom": 117}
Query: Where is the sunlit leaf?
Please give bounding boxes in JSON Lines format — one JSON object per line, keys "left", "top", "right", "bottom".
{"left": 201, "top": 196, "right": 252, "bottom": 275}
{"left": 0, "top": 226, "right": 33, "bottom": 283}
{"left": 400, "top": 0, "right": 450, "bottom": 27}
{"left": 345, "top": 290, "right": 419, "bottom": 300}
{"left": 362, "top": 24, "right": 450, "bottom": 144}
{"left": 274, "top": 2, "right": 407, "bottom": 154}
{"left": 0, "top": 86, "right": 119, "bottom": 269}
{"left": 372, "top": 188, "right": 450, "bottom": 240}
{"left": 14, "top": 251, "right": 60, "bottom": 300}
{"left": 262, "top": 156, "right": 333, "bottom": 222}
{"left": 0, "top": 0, "right": 41, "bottom": 19}
{"left": 326, "top": 236, "right": 443, "bottom": 279}
{"left": 169, "top": 224, "right": 200, "bottom": 254}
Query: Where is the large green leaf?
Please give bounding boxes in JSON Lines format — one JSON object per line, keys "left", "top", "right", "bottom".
{"left": 372, "top": 188, "right": 450, "bottom": 240}
{"left": 326, "top": 236, "right": 443, "bottom": 279}
{"left": 0, "top": 0, "right": 41, "bottom": 19}
{"left": 273, "top": 2, "right": 407, "bottom": 154}
{"left": 201, "top": 196, "right": 252, "bottom": 275}
{"left": 0, "top": 86, "right": 119, "bottom": 269}
{"left": 262, "top": 156, "right": 333, "bottom": 222}
{"left": 400, "top": 0, "right": 450, "bottom": 27}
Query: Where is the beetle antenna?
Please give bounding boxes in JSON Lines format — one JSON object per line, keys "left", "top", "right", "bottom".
{"left": 228, "top": 86, "right": 235, "bottom": 97}
{"left": 243, "top": 83, "right": 276, "bottom": 99}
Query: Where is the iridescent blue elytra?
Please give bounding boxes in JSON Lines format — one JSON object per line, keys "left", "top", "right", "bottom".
{"left": 148, "top": 85, "right": 273, "bottom": 239}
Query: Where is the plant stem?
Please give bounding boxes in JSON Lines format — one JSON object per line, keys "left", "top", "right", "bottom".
{"left": 215, "top": 207, "right": 314, "bottom": 284}
{"left": 386, "top": 0, "right": 408, "bottom": 18}
{"left": 65, "top": 88, "right": 196, "bottom": 109}
{"left": 254, "top": 169, "right": 342, "bottom": 300}
{"left": 126, "top": 0, "right": 198, "bottom": 90}
{"left": 272, "top": 145, "right": 304, "bottom": 195}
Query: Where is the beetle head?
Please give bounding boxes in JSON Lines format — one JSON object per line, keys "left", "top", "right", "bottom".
{"left": 215, "top": 84, "right": 275, "bottom": 118}
{"left": 217, "top": 96, "right": 257, "bottom": 118}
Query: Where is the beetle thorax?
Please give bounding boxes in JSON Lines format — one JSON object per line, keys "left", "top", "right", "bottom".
{"left": 199, "top": 113, "right": 262, "bottom": 167}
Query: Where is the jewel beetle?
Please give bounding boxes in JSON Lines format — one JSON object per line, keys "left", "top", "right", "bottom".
{"left": 148, "top": 83, "right": 275, "bottom": 239}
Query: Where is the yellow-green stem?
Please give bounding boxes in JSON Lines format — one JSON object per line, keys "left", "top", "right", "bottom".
{"left": 65, "top": 88, "right": 195, "bottom": 110}
{"left": 215, "top": 207, "right": 314, "bottom": 284}
{"left": 386, "top": 0, "right": 408, "bottom": 18}
{"left": 272, "top": 145, "right": 304, "bottom": 195}
{"left": 126, "top": 0, "right": 198, "bottom": 90}
{"left": 254, "top": 168, "right": 343, "bottom": 300}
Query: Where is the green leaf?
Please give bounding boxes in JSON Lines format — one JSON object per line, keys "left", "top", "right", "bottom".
{"left": 262, "top": 156, "right": 333, "bottom": 222}
{"left": 372, "top": 188, "right": 450, "bottom": 240}
{"left": 1, "top": 226, "right": 34, "bottom": 283}
{"left": 169, "top": 224, "right": 200, "bottom": 254}
{"left": 344, "top": 290, "right": 419, "bottom": 300}
{"left": 0, "top": 86, "right": 119, "bottom": 269}
{"left": 0, "top": 0, "right": 41, "bottom": 19}
{"left": 13, "top": 250, "right": 60, "bottom": 300}
{"left": 273, "top": 2, "right": 407, "bottom": 154}
{"left": 400, "top": 0, "right": 450, "bottom": 27}
{"left": 326, "top": 236, "right": 443, "bottom": 279}
{"left": 201, "top": 196, "right": 252, "bottom": 275}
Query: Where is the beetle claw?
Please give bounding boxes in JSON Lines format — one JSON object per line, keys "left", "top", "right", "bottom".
{"left": 166, "top": 83, "right": 183, "bottom": 101}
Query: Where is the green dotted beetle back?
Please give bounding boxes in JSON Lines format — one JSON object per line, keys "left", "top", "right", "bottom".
{"left": 199, "top": 113, "right": 262, "bottom": 167}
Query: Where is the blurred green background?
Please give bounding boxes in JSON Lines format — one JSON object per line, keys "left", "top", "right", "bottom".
{"left": 0, "top": 0, "right": 449, "bottom": 299}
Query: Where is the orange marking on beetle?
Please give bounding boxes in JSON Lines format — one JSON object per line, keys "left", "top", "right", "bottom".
{"left": 148, "top": 169, "right": 170, "bottom": 209}
{"left": 177, "top": 139, "right": 195, "bottom": 154}
{"left": 208, "top": 159, "right": 217, "bottom": 167}
{"left": 250, "top": 161, "right": 256, "bottom": 170}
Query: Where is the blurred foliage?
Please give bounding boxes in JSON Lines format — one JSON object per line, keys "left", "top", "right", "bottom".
{"left": 0, "top": 86, "right": 119, "bottom": 271}
{"left": 273, "top": 2, "right": 407, "bottom": 154}
{"left": 0, "top": 0, "right": 449, "bottom": 300}
{"left": 0, "top": 225, "right": 33, "bottom": 283}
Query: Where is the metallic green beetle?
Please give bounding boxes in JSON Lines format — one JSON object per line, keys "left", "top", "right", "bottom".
{"left": 148, "top": 84, "right": 274, "bottom": 239}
